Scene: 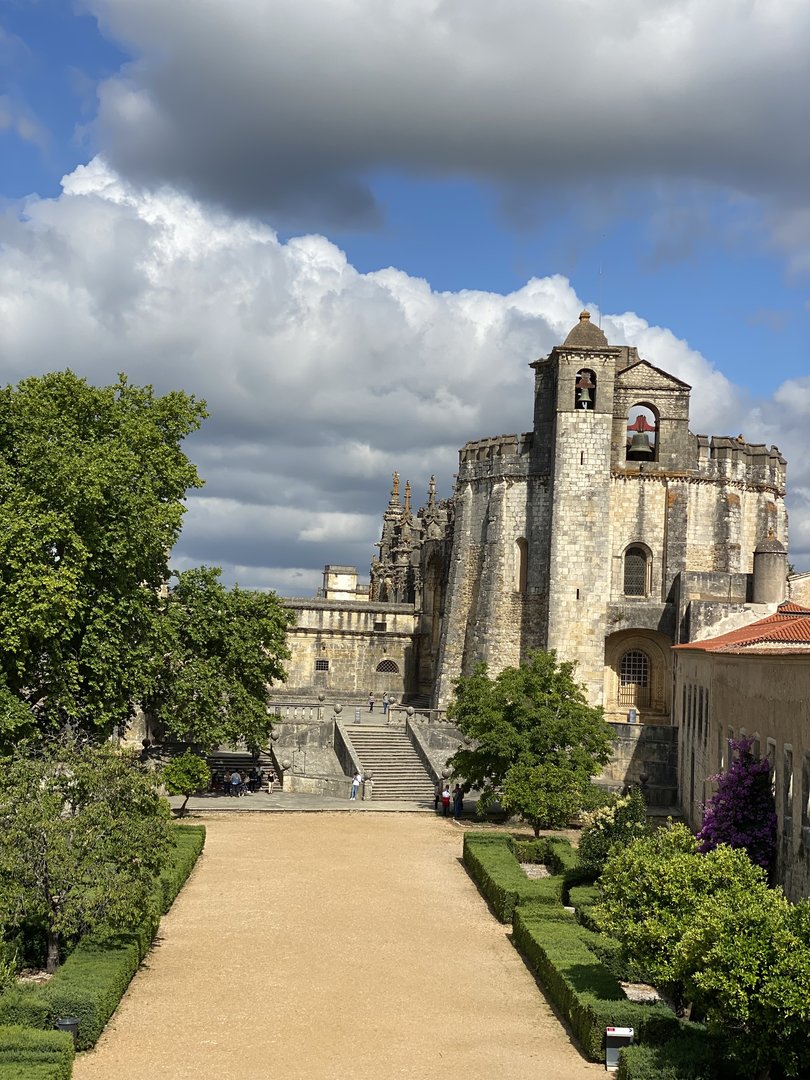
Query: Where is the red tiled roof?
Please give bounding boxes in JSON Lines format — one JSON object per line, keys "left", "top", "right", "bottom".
{"left": 675, "top": 602, "right": 810, "bottom": 653}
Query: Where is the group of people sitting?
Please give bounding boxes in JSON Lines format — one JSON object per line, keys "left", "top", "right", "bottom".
{"left": 210, "top": 767, "right": 276, "bottom": 796}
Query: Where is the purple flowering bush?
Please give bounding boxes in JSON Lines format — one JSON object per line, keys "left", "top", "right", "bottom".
{"left": 697, "top": 737, "right": 777, "bottom": 875}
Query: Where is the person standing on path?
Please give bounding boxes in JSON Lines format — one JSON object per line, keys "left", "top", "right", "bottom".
{"left": 434, "top": 781, "right": 441, "bottom": 813}
{"left": 452, "top": 784, "right": 464, "bottom": 819}
{"left": 368, "top": 691, "right": 375, "bottom": 712}
{"left": 229, "top": 770, "right": 242, "bottom": 797}
{"left": 382, "top": 691, "right": 389, "bottom": 716}
{"left": 350, "top": 772, "right": 362, "bottom": 800}
{"left": 441, "top": 785, "right": 451, "bottom": 817}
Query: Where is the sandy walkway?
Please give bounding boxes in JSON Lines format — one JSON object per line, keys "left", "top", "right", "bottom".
{"left": 73, "top": 814, "right": 601, "bottom": 1080}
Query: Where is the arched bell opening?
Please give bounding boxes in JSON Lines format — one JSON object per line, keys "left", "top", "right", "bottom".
{"left": 626, "top": 404, "right": 658, "bottom": 461}
{"left": 575, "top": 369, "right": 597, "bottom": 411}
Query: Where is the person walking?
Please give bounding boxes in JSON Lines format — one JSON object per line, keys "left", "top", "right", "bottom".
{"left": 441, "top": 785, "right": 451, "bottom": 817}
{"left": 434, "top": 781, "right": 441, "bottom": 813}
{"left": 382, "top": 691, "right": 389, "bottom": 716}
{"left": 350, "top": 772, "right": 362, "bottom": 800}
{"left": 368, "top": 691, "right": 375, "bottom": 712}
{"left": 452, "top": 784, "right": 464, "bottom": 819}
{"left": 229, "top": 770, "right": 242, "bottom": 797}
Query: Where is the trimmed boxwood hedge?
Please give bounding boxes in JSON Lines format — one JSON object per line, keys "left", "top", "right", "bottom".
{"left": 0, "top": 1026, "right": 73, "bottom": 1080}
{"left": 463, "top": 831, "right": 693, "bottom": 1066}
{"left": 0, "top": 824, "right": 205, "bottom": 1055}
{"left": 512, "top": 906, "right": 681, "bottom": 1061}
{"left": 462, "top": 832, "right": 580, "bottom": 922}
{"left": 617, "top": 1031, "right": 721, "bottom": 1080}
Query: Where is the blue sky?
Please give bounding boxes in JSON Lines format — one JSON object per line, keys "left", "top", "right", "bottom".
{"left": 1, "top": 0, "right": 809, "bottom": 587}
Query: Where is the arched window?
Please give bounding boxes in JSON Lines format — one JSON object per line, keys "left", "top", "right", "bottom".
{"left": 575, "top": 369, "right": 596, "bottom": 410}
{"left": 376, "top": 659, "right": 399, "bottom": 673}
{"left": 515, "top": 538, "right": 528, "bottom": 593}
{"left": 619, "top": 649, "right": 650, "bottom": 708}
{"left": 623, "top": 546, "right": 649, "bottom": 596}
{"left": 626, "top": 404, "right": 658, "bottom": 461}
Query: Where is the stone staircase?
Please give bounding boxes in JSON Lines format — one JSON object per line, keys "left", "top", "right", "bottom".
{"left": 346, "top": 726, "right": 435, "bottom": 802}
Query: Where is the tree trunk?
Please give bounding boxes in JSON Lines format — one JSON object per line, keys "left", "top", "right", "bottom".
{"left": 178, "top": 794, "right": 189, "bottom": 817}
{"left": 533, "top": 823, "right": 541, "bottom": 838}
{"left": 45, "top": 928, "right": 60, "bottom": 974}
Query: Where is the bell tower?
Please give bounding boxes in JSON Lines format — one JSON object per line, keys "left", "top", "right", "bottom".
{"left": 532, "top": 311, "right": 623, "bottom": 703}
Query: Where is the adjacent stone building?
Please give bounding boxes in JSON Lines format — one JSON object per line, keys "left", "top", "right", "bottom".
{"left": 674, "top": 602, "right": 810, "bottom": 900}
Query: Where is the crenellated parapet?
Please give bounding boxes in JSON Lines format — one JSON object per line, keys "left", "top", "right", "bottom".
{"left": 457, "top": 431, "right": 534, "bottom": 478}
{"left": 692, "top": 435, "right": 786, "bottom": 494}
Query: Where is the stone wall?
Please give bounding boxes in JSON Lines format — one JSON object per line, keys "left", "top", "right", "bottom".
{"left": 284, "top": 599, "right": 417, "bottom": 700}
{"left": 599, "top": 722, "right": 679, "bottom": 807}
{"left": 674, "top": 649, "right": 810, "bottom": 902}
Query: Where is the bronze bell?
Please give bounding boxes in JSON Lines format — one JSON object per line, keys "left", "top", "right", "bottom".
{"left": 627, "top": 431, "right": 654, "bottom": 457}
{"left": 576, "top": 387, "right": 593, "bottom": 408}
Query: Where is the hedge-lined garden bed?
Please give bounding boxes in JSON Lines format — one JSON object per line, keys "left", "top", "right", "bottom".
{"left": 0, "top": 1026, "right": 74, "bottom": 1080}
{"left": 0, "top": 823, "right": 205, "bottom": 1071}
{"left": 462, "top": 832, "right": 587, "bottom": 922}
{"left": 512, "top": 906, "right": 680, "bottom": 1060}
{"left": 462, "top": 831, "right": 716, "bottom": 1076}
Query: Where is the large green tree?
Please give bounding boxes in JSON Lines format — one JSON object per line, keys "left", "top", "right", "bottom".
{"left": 146, "top": 566, "right": 293, "bottom": 752}
{"left": 597, "top": 824, "right": 810, "bottom": 1078}
{"left": 446, "top": 650, "right": 613, "bottom": 823}
{"left": 0, "top": 739, "right": 172, "bottom": 972}
{"left": 0, "top": 372, "right": 206, "bottom": 743}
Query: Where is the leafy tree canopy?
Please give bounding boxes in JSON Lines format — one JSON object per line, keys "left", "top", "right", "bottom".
{"left": 0, "top": 372, "right": 206, "bottom": 744}
{"left": 446, "top": 650, "right": 613, "bottom": 819}
{"left": 596, "top": 823, "right": 765, "bottom": 992}
{"left": 0, "top": 738, "right": 172, "bottom": 972}
{"left": 146, "top": 566, "right": 293, "bottom": 752}
{"left": 162, "top": 750, "right": 211, "bottom": 816}
{"left": 596, "top": 823, "right": 810, "bottom": 1077}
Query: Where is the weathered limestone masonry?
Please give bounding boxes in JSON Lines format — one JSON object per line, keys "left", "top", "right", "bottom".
{"left": 280, "top": 312, "right": 790, "bottom": 804}
{"left": 431, "top": 311, "right": 787, "bottom": 720}
{"left": 283, "top": 588, "right": 417, "bottom": 702}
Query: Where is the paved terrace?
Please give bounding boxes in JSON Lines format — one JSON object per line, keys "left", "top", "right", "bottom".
{"left": 73, "top": 814, "right": 601, "bottom": 1080}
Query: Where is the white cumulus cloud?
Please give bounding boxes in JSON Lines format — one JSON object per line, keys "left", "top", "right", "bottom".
{"left": 0, "top": 159, "right": 807, "bottom": 590}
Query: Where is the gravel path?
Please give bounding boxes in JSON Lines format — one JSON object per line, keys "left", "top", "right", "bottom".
{"left": 73, "top": 814, "right": 601, "bottom": 1080}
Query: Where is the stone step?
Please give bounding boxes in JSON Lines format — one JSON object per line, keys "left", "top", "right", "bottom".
{"left": 346, "top": 727, "right": 434, "bottom": 802}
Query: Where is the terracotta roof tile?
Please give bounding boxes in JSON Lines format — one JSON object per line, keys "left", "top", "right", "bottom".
{"left": 675, "top": 602, "right": 810, "bottom": 653}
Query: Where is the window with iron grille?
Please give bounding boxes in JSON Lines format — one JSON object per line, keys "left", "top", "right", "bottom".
{"left": 376, "top": 659, "right": 399, "bottom": 673}
{"left": 314, "top": 659, "right": 329, "bottom": 672}
{"left": 623, "top": 547, "right": 648, "bottom": 595}
{"left": 618, "top": 649, "right": 650, "bottom": 708}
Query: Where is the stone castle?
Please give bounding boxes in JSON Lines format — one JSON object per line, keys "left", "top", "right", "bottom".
{"left": 283, "top": 311, "right": 789, "bottom": 723}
